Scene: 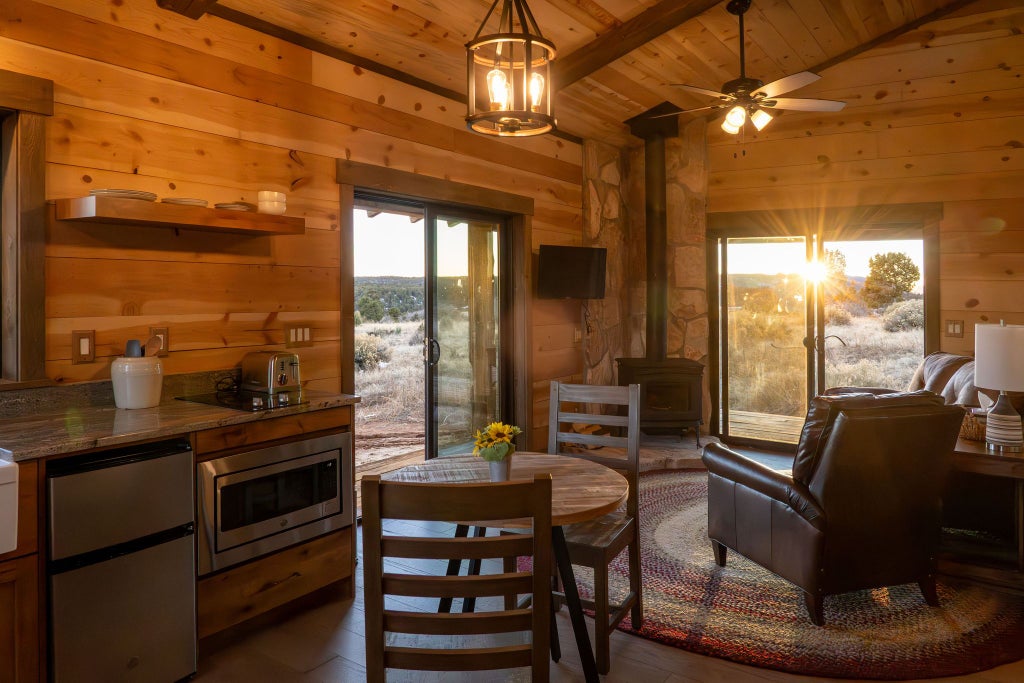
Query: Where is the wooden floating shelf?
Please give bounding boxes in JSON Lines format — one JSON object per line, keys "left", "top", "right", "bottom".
{"left": 55, "top": 195, "right": 305, "bottom": 236}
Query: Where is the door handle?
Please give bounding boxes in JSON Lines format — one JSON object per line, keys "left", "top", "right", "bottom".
{"left": 424, "top": 338, "right": 441, "bottom": 366}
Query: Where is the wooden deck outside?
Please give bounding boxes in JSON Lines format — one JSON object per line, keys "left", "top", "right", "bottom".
{"left": 727, "top": 410, "right": 804, "bottom": 444}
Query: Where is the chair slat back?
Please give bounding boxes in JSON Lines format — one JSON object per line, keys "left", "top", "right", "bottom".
{"left": 362, "top": 474, "right": 552, "bottom": 682}
{"left": 548, "top": 382, "right": 641, "bottom": 518}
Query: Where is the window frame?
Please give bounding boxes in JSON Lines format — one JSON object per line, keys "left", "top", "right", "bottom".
{"left": 0, "top": 69, "right": 53, "bottom": 383}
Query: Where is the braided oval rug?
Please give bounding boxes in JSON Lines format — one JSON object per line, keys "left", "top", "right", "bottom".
{"left": 570, "top": 469, "right": 1024, "bottom": 680}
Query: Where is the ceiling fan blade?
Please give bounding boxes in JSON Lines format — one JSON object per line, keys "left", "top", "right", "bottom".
{"left": 646, "top": 104, "right": 724, "bottom": 119}
{"left": 755, "top": 71, "right": 820, "bottom": 98}
{"left": 668, "top": 84, "right": 730, "bottom": 100}
{"left": 762, "top": 97, "right": 846, "bottom": 112}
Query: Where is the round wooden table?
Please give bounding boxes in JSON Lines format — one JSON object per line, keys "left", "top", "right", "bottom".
{"left": 383, "top": 452, "right": 628, "bottom": 526}
{"left": 383, "top": 452, "right": 624, "bottom": 682}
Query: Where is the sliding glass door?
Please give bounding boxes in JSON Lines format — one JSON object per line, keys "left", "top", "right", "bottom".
{"left": 712, "top": 229, "right": 926, "bottom": 448}
{"left": 718, "top": 236, "right": 811, "bottom": 444}
{"left": 425, "top": 208, "right": 505, "bottom": 457}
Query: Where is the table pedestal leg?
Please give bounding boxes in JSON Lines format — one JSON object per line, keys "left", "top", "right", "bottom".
{"left": 553, "top": 525, "right": 599, "bottom": 683}
{"left": 438, "top": 524, "right": 470, "bottom": 613}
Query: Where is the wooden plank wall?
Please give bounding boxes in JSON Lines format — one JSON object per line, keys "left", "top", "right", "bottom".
{"left": 0, "top": 0, "right": 583, "bottom": 416}
{"left": 706, "top": 0, "right": 1024, "bottom": 357}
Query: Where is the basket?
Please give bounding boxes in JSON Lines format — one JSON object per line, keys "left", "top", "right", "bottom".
{"left": 960, "top": 410, "right": 986, "bottom": 442}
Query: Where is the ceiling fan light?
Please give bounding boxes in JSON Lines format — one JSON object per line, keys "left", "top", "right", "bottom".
{"left": 721, "top": 118, "right": 742, "bottom": 135}
{"left": 724, "top": 105, "right": 746, "bottom": 128}
{"left": 750, "top": 108, "right": 772, "bottom": 131}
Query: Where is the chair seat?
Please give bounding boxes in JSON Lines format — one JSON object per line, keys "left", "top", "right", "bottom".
{"left": 563, "top": 511, "right": 634, "bottom": 558}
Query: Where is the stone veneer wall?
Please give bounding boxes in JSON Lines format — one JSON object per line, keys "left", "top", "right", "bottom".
{"left": 665, "top": 120, "right": 709, "bottom": 366}
{"left": 581, "top": 140, "right": 629, "bottom": 386}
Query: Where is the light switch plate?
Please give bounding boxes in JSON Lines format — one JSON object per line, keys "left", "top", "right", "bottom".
{"left": 71, "top": 330, "right": 95, "bottom": 364}
{"left": 945, "top": 319, "right": 964, "bottom": 338}
{"left": 284, "top": 324, "right": 313, "bottom": 348}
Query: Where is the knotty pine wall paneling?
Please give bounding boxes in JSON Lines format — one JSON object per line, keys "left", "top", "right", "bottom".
{"left": 0, "top": 0, "right": 583, "bottom": 405}
{"left": 706, "top": 1, "right": 1024, "bottom": 358}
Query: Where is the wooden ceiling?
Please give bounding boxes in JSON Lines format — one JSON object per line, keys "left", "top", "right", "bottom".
{"left": 162, "top": 0, "right": 977, "bottom": 144}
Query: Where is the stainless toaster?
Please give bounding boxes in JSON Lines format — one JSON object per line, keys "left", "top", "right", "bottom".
{"left": 240, "top": 351, "right": 301, "bottom": 393}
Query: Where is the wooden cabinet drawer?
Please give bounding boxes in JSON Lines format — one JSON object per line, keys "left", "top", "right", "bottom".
{"left": 197, "top": 529, "right": 352, "bottom": 638}
{"left": 0, "top": 461, "right": 37, "bottom": 564}
{"left": 0, "top": 554, "right": 40, "bottom": 683}
{"left": 192, "top": 406, "right": 352, "bottom": 456}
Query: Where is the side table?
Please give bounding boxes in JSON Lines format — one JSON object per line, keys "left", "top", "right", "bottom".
{"left": 939, "top": 438, "right": 1024, "bottom": 591}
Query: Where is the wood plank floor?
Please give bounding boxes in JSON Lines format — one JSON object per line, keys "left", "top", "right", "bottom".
{"left": 195, "top": 520, "right": 1024, "bottom": 683}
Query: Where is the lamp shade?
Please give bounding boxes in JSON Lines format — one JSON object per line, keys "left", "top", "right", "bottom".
{"left": 975, "top": 322, "right": 1024, "bottom": 391}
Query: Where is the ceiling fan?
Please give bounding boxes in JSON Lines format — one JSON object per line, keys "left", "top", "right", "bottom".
{"left": 663, "top": 0, "right": 845, "bottom": 133}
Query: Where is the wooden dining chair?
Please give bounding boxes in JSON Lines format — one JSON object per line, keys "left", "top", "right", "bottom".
{"left": 361, "top": 474, "right": 553, "bottom": 682}
{"left": 547, "top": 381, "right": 642, "bottom": 674}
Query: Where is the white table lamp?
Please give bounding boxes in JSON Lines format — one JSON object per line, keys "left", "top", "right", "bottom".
{"left": 975, "top": 321, "right": 1024, "bottom": 453}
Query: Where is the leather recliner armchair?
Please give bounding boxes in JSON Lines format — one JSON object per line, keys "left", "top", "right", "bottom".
{"left": 702, "top": 391, "right": 964, "bottom": 625}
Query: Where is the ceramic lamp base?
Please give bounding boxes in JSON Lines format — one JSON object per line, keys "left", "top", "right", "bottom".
{"left": 985, "top": 392, "right": 1023, "bottom": 453}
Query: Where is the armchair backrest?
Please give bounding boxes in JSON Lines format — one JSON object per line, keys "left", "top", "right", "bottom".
{"left": 792, "top": 390, "right": 945, "bottom": 485}
{"left": 806, "top": 404, "right": 964, "bottom": 593}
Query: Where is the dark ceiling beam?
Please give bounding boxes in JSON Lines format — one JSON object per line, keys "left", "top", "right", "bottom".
{"left": 553, "top": 0, "right": 721, "bottom": 89}
{"left": 155, "top": 0, "right": 220, "bottom": 20}
{"left": 805, "top": 0, "right": 978, "bottom": 75}
{"left": 205, "top": 4, "right": 467, "bottom": 103}
{"left": 159, "top": 2, "right": 582, "bottom": 143}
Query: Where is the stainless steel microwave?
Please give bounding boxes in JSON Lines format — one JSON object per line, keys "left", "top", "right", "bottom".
{"left": 195, "top": 431, "right": 352, "bottom": 575}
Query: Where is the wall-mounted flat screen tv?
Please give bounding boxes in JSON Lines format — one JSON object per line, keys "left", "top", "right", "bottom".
{"left": 536, "top": 245, "right": 606, "bottom": 299}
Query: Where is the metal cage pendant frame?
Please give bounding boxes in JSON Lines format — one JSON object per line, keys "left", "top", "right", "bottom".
{"left": 466, "top": 0, "right": 556, "bottom": 137}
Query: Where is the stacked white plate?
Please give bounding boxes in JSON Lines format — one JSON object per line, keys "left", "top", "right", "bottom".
{"left": 257, "top": 191, "right": 287, "bottom": 215}
{"left": 89, "top": 188, "right": 157, "bottom": 202}
{"left": 214, "top": 202, "right": 257, "bottom": 212}
{"left": 161, "top": 197, "right": 208, "bottom": 207}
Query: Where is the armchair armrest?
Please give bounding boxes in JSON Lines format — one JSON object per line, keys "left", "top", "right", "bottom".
{"left": 702, "top": 443, "right": 826, "bottom": 530}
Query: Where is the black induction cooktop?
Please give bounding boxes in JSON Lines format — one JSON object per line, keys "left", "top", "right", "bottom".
{"left": 177, "top": 389, "right": 306, "bottom": 412}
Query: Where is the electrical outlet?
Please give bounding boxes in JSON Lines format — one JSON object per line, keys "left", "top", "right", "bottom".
{"left": 285, "top": 324, "right": 313, "bottom": 348}
{"left": 149, "top": 327, "right": 169, "bottom": 357}
{"left": 945, "top": 319, "right": 965, "bottom": 338}
{"left": 71, "top": 330, "right": 95, "bottom": 364}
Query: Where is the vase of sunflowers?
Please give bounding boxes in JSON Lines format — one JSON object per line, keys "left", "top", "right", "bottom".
{"left": 473, "top": 421, "right": 522, "bottom": 482}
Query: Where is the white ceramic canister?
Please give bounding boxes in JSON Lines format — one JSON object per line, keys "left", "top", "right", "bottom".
{"left": 257, "top": 190, "right": 287, "bottom": 215}
{"left": 111, "top": 356, "right": 163, "bottom": 409}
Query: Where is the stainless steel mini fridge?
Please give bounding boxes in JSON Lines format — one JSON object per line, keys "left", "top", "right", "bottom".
{"left": 47, "top": 439, "right": 197, "bottom": 683}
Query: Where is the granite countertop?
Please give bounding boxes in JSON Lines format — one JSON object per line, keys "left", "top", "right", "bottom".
{"left": 0, "top": 391, "right": 360, "bottom": 463}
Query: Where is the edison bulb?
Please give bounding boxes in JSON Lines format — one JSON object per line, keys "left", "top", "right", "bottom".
{"left": 486, "top": 69, "right": 510, "bottom": 111}
{"left": 529, "top": 72, "right": 545, "bottom": 112}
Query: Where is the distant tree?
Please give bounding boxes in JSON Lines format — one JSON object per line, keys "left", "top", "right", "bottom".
{"left": 823, "top": 249, "right": 855, "bottom": 304}
{"left": 388, "top": 307, "right": 401, "bottom": 321}
{"left": 358, "top": 295, "right": 385, "bottom": 322}
{"left": 861, "top": 252, "right": 920, "bottom": 308}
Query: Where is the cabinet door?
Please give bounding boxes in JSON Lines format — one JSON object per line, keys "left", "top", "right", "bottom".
{"left": 0, "top": 555, "right": 39, "bottom": 683}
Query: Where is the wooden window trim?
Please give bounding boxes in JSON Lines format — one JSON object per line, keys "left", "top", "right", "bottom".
{"left": 1, "top": 69, "right": 52, "bottom": 383}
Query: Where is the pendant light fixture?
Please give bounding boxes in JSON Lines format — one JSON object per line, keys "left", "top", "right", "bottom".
{"left": 466, "top": 0, "right": 556, "bottom": 137}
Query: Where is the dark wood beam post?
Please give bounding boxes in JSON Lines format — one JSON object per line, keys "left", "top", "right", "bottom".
{"left": 156, "top": 0, "right": 220, "bottom": 20}
{"left": 553, "top": 0, "right": 720, "bottom": 88}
